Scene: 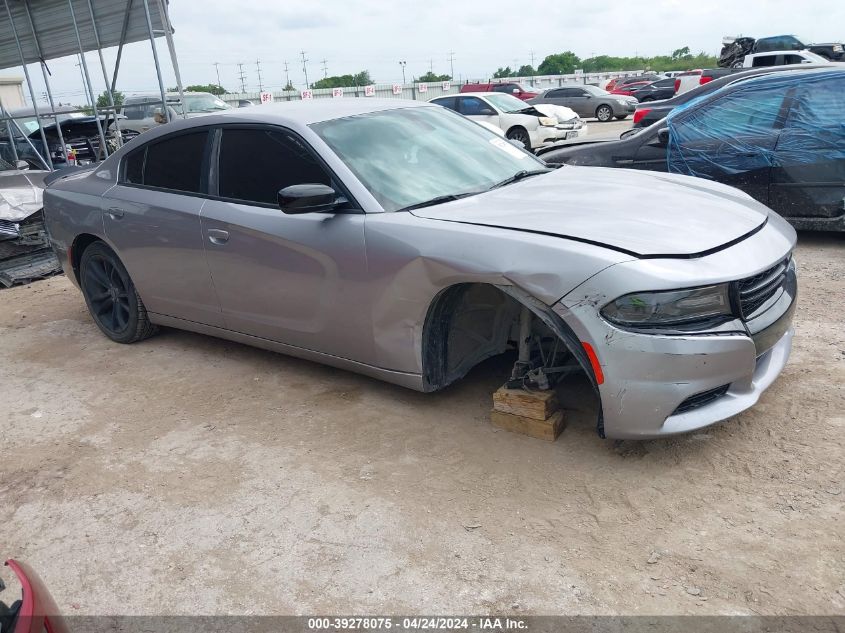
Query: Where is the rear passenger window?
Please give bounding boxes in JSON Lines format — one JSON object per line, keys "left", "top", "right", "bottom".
{"left": 218, "top": 128, "right": 331, "bottom": 205}
{"left": 120, "top": 131, "right": 207, "bottom": 193}
{"left": 432, "top": 96, "right": 457, "bottom": 111}
{"left": 752, "top": 55, "right": 778, "bottom": 67}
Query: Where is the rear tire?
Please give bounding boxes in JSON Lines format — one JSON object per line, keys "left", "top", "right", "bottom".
{"left": 79, "top": 241, "right": 158, "bottom": 344}
{"left": 596, "top": 105, "right": 613, "bottom": 122}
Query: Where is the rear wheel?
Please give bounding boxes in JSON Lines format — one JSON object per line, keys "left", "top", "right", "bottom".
{"left": 596, "top": 105, "right": 614, "bottom": 122}
{"left": 79, "top": 241, "right": 157, "bottom": 344}
{"left": 506, "top": 126, "right": 531, "bottom": 150}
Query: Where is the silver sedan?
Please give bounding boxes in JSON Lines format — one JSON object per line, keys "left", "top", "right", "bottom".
{"left": 43, "top": 100, "right": 797, "bottom": 439}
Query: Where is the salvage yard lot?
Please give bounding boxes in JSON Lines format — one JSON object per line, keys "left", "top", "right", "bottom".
{"left": 1, "top": 232, "right": 842, "bottom": 615}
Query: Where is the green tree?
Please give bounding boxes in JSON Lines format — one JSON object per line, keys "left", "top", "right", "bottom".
{"left": 492, "top": 66, "right": 515, "bottom": 78}
{"left": 537, "top": 51, "right": 581, "bottom": 75}
{"left": 517, "top": 65, "right": 536, "bottom": 77}
{"left": 312, "top": 70, "right": 374, "bottom": 89}
{"left": 672, "top": 46, "right": 692, "bottom": 60}
{"left": 168, "top": 84, "right": 226, "bottom": 95}
{"left": 284, "top": 81, "right": 295, "bottom": 91}
{"left": 416, "top": 71, "right": 451, "bottom": 82}
{"left": 95, "top": 90, "right": 124, "bottom": 109}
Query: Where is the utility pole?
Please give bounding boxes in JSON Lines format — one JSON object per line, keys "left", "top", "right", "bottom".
{"left": 283, "top": 61, "right": 291, "bottom": 89}
{"left": 448, "top": 51, "right": 455, "bottom": 79}
{"left": 300, "top": 50, "right": 310, "bottom": 88}
{"left": 321, "top": 58, "right": 328, "bottom": 78}
{"left": 529, "top": 51, "right": 536, "bottom": 68}
{"left": 399, "top": 60, "right": 406, "bottom": 84}
{"left": 429, "top": 59, "right": 433, "bottom": 73}
{"left": 213, "top": 62, "right": 221, "bottom": 88}
{"left": 76, "top": 55, "right": 89, "bottom": 107}
{"left": 256, "top": 58, "right": 263, "bottom": 92}
{"left": 237, "top": 62, "right": 247, "bottom": 93}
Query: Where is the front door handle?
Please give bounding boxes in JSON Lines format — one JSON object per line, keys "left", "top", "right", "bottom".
{"left": 106, "top": 207, "right": 124, "bottom": 219}
{"left": 207, "top": 228, "right": 229, "bottom": 245}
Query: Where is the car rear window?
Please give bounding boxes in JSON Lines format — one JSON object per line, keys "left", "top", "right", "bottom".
{"left": 121, "top": 131, "right": 208, "bottom": 193}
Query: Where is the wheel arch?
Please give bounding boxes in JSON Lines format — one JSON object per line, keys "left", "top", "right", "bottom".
{"left": 420, "top": 282, "right": 603, "bottom": 433}
{"left": 69, "top": 233, "right": 106, "bottom": 283}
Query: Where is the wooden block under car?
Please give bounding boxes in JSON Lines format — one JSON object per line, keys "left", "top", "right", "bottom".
{"left": 490, "top": 409, "right": 566, "bottom": 441}
{"left": 492, "top": 386, "right": 559, "bottom": 420}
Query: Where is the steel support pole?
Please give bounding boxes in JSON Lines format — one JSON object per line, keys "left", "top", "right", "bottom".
{"left": 0, "top": 99, "right": 20, "bottom": 163}
{"left": 0, "top": 100, "right": 50, "bottom": 170}
{"left": 157, "top": 0, "right": 186, "bottom": 119}
{"left": 3, "top": 0, "right": 53, "bottom": 169}
{"left": 22, "top": 0, "right": 68, "bottom": 164}
{"left": 67, "top": 0, "right": 110, "bottom": 160}
{"left": 85, "top": 0, "right": 122, "bottom": 147}
{"left": 110, "top": 0, "right": 134, "bottom": 94}
{"left": 141, "top": 0, "right": 170, "bottom": 123}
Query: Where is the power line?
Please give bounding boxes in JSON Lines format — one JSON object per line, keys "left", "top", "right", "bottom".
{"left": 256, "top": 59, "right": 263, "bottom": 92}
{"left": 300, "top": 50, "right": 310, "bottom": 89}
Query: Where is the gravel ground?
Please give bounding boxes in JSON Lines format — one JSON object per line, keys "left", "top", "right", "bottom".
{"left": 1, "top": 232, "right": 842, "bottom": 616}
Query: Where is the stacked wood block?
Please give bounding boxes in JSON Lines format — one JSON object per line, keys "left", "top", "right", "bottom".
{"left": 490, "top": 386, "right": 566, "bottom": 441}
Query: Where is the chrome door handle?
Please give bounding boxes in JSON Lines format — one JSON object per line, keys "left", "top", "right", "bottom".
{"left": 106, "top": 207, "right": 124, "bottom": 219}
{"left": 207, "top": 229, "right": 229, "bottom": 245}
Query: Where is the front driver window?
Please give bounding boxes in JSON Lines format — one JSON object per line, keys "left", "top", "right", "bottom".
{"left": 218, "top": 128, "right": 331, "bottom": 205}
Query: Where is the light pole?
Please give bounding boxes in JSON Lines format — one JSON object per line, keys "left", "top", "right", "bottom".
{"left": 399, "top": 60, "right": 407, "bottom": 84}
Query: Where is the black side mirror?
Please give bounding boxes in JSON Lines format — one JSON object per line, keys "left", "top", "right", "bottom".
{"left": 657, "top": 128, "right": 670, "bottom": 146}
{"left": 278, "top": 183, "right": 340, "bottom": 214}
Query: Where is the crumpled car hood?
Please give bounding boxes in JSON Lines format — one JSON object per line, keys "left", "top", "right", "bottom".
{"left": 410, "top": 166, "right": 770, "bottom": 257}
{"left": 0, "top": 170, "right": 47, "bottom": 221}
{"left": 532, "top": 103, "right": 579, "bottom": 122}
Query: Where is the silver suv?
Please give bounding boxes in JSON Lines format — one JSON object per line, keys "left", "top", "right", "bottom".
{"left": 119, "top": 92, "right": 231, "bottom": 133}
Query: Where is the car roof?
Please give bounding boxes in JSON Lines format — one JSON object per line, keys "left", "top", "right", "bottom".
{"left": 443, "top": 92, "right": 498, "bottom": 98}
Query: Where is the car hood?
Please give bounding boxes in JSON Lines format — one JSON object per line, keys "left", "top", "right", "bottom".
{"left": 531, "top": 103, "right": 579, "bottom": 122}
{"left": 410, "top": 167, "right": 770, "bottom": 257}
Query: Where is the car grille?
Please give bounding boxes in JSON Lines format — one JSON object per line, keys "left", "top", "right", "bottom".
{"left": 673, "top": 384, "right": 730, "bottom": 415}
{"left": 0, "top": 219, "right": 19, "bottom": 239}
{"left": 735, "top": 257, "right": 790, "bottom": 319}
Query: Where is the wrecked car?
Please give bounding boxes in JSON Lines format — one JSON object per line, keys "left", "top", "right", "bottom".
{"left": 44, "top": 100, "right": 796, "bottom": 439}
{"left": 542, "top": 67, "right": 845, "bottom": 232}
{"left": 0, "top": 161, "right": 60, "bottom": 287}
{"left": 428, "top": 93, "right": 581, "bottom": 151}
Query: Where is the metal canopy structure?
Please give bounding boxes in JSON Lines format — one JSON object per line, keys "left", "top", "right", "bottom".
{"left": 0, "top": 0, "right": 165, "bottom": 70}
{"left": 0, "top": 0, "right": 185, "bottom": 171}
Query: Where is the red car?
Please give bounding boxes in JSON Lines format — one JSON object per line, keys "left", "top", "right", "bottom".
{"left": 460, "top": 82, "right": 539, "bottom": 101}
{"left": 610, "top": 80, "right": 655, "bottom": 96}
{"left": 1, "top": 560, "right": 68, "bottom": 633}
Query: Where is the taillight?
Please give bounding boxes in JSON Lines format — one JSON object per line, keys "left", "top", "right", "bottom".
{"left": 633, "top": 108, "right": 651, "bottom": 125}
{"left": 699, "top": 76, "right": 713, "bottom": 85}
{"left": 674, "top": 79, "right": 681, "bottom": 93}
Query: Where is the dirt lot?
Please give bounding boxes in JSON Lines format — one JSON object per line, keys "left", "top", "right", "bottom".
{"left": 1, "top": 232, "right": 842, "bottom": 616}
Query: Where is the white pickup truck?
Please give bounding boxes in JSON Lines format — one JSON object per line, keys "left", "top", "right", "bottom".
{"left": 743, "top": 49, "right": 830, "bottom": 67}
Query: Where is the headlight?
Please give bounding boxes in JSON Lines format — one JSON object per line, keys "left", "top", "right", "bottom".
{"left": 601, "top": 284, "right": 732, "bottom": 328}
{"left": 615, "top": 98, "right": 628, "bottom": 104}
{"left": 539, "top": 116, "right": 557, "bottom": 127}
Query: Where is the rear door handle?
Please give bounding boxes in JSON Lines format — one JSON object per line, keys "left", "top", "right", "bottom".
{"left": 207, "top": 228, "right": 229, "bottom": 245}
{"left": 106, "top": 207, "right": 124, "bottom": 219}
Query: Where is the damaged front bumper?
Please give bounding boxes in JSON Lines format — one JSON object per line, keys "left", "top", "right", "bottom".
{"left": 0, "top": 210, "right": 61, "bottom": 287}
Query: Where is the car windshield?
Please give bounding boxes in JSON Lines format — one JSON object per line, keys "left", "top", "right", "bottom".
{"left": 582, "top": 85, "right": 610, "bottom": 96}
{"left": 13, "top": 112, "right": 85, "bottom": 135}
{"left": 180, "top": 94, "right": 231, "bottom": 113}
{"left": 312, "top": 106, "right": 548, "bottom": 212}
{"left": 484, "top": 93, "right": 530, "bottom": 113}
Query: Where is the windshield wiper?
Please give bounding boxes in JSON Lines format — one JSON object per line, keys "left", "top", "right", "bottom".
{"left": 489, "top": 169, "right": 552, "bottom": 190}
{"left": 397, "top": 192, "right": 478, "bottom": 212}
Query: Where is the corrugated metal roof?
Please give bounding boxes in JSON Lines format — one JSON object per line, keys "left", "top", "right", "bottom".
{"left": 0, "top": 0, "right": 167, "bottom": 71}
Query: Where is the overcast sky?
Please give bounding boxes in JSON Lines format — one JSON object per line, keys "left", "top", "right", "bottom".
{"left": 10, "top": 0, "right": 845, "bottom": 105}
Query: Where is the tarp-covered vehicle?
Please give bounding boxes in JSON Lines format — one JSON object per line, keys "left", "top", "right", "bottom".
{"left": 541, "top": 67, "right": 845, "bottom": 232}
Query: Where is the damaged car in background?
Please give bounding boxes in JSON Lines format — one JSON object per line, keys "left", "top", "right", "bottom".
{"left": 0, "top": 160, "right": 60, "bottom": 287}
{"left": 44, "top": 100, "right": 796, "bottom": 439}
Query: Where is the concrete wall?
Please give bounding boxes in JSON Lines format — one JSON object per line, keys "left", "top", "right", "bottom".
{"left": 0, "top": 76, "right": 25, "bottom": 110}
